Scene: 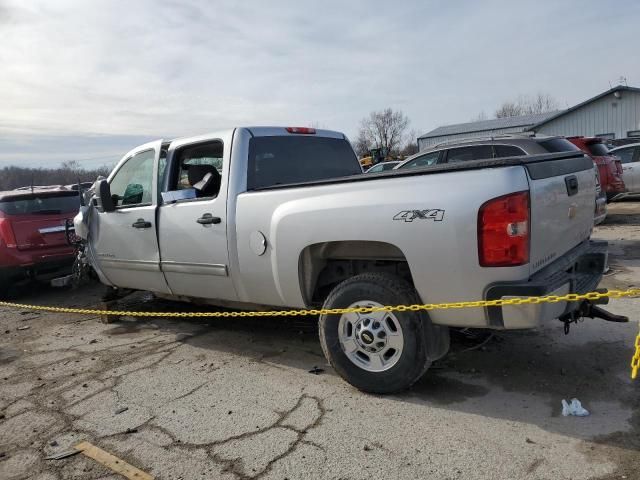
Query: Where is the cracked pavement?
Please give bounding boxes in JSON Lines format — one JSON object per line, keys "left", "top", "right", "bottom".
{"left": 0, "top": 202, "right": 639, "bottom": 479}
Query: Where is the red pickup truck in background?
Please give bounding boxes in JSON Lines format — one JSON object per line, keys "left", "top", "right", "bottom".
{"left": 0, "top": 186, "right": 79, "bottom": 297}
{"left": 567, "top": 136, "right": 626, "bottom": 201}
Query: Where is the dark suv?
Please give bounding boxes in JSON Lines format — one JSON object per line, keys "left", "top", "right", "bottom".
{"left": 395, "top": 134, "right": 607, "bottom": 224}
{"left": 0, "top": 186, "right": 80, "bottom": 297}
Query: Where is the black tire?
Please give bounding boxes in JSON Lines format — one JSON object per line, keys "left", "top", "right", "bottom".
{"left": 319, "top": 272, "right": 446, "bottom": 394}
{"left": 0, "top": 281, "right": 8, "bottom": 300}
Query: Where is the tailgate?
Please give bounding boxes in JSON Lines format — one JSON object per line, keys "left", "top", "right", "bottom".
{"left": 0, "top": 191, "right": 80, "bottom": 251}
{"left": 11, "top": 215, "right": 71, "bottom": 250}
{"left": 527, "top": 154, "right": 596, "bottom": 275}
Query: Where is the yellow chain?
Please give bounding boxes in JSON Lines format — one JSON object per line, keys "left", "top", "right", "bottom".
{"left": 632, "top": 329, "right": 640, "bottom": 380}
{"left": 0, "top": 288, "right": 638, "bottom": 318}
{"left": 1, "top": 288, "right": 639, "bottom": 378}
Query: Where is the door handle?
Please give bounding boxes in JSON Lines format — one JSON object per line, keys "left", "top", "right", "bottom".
{"left": 197, "top": 213, "right": 221, "bottom": 225}
{"left": 565, "top": 175, "right": 578, "bottom": 196}
{"left": 132, "top": 219, "right": 152, "bottom": 229}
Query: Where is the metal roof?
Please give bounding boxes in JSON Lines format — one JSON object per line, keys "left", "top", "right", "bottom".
{"left": 531, "top": 85, "right": 640, "bottom": 130}
{"left": 418, "top": 111, "right": 560, "bottom": 139}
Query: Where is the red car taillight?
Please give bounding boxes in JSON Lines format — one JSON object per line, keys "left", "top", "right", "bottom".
{"left": 478, "top": 191, "right": 530, "bottom": 267}
{"left": 614, "top": 159, "right": 623, "bottom": 176}
{"left": 0, "top": 217, "right": 17, "bottom": 248}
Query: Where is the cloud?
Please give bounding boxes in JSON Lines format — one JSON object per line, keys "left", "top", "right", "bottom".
{"left": 1, "top": 0, "right": 639, "bottom": 166}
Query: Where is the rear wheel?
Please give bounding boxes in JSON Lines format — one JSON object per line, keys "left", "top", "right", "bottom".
{"left": 319, "top": 272, "right": 446, "bottom": 394}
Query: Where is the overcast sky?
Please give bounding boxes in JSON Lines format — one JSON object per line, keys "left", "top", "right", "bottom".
{"left": 1, "top": 0, "right": 639, "bottom": 168}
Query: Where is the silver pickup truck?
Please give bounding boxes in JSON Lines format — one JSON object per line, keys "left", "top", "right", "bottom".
{"left": 75, "top": 126, "right": 611, "bottom": 393}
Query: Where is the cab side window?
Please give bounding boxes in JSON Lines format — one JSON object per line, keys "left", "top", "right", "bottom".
{"left": 494, "top": 145, "right": 526, "bottom": 157}
{"left": 168, "top": 141, "right": 224, "bottom": 199}
{"left": 615, "top": 147, "right": 635, "bottom": 164}
{"left": 402, "top": 151, "right": 440, "bottom": 169}
{"left": 446, "top": 145, "right": 493, "bottom": 162}
{"left": 109, "top": 150, "right": 155, "bottom": 207}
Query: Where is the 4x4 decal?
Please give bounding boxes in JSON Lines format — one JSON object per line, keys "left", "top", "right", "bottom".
{"left": 393, "top": 209, "right": 445, "bottom": 222}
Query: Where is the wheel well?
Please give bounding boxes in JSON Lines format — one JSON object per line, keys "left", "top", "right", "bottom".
{"left": 298, "top": 241, "right": 414, "bottom": 306}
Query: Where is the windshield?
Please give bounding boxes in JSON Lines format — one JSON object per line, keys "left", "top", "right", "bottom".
{"left": 0, "top": 193, "right": 80, "bottom": 215}
{"left": 247, "top": 136, "right": 361, "bottom": 189}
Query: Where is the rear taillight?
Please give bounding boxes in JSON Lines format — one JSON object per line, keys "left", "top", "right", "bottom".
{"left": 614, "top": 160, "right": 623, "bottom": 176}
{"left": 0, "top": 218, "right": 17, "bottom": 248}
{"left": 478, "top": 191, "right": 530, "bottom": 267}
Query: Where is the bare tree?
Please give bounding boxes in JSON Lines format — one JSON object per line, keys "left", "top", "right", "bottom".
{"left": 495, "top": 93, "right": 559, "bottom": 118}
{"left": 353, "top": 130, "right": 371, "bottom": 157}
{"left": 472, "top": 110, "right": 489, "bottom": 121}
{"left": 400, "top": 129, "right": 419, "bottom": 156}
{"left": 61, "top": 160, "right": 83, "bottom": 172}
{"left": 522, "top": 93, "right": 559, "bottom": 115}
{"left": 0, "top": 164, "right": 113, "bottom": 191}
{"left": 495, "top": 101, "right": 524, "bottom": 118}
{"left": 357, "top": 108, "right": 410, "bottom": 156}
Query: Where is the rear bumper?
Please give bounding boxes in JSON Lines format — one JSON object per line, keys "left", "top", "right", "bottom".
{"left": 594, "top": 193, "right": 607, "bottom": 225}
{"left": 605, "top": 180, "right": 626, "bottom": 193}
{"left": 484, "top": 240, "right": 607, "bottom": 329}
{"left": 0, "top": 254, "right": 74, "bottom": 287}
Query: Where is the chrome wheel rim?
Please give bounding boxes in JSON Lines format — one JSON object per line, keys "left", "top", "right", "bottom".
{"left": 337, "top": 301, "right": 404, "bottom": 372}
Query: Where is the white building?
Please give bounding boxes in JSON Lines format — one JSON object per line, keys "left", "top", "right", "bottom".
{"left": 417, "top": 112, "right": 557, "bottom": 150}
{"left": 418, "top": 85, "right": 640, "bottom": 150}
{"left": 531, "top": 85, "right": 640, "bottom": 141}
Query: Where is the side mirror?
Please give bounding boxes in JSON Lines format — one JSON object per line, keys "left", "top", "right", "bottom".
{"left": 96, "top": 179, "right": 116, "bottom": 212}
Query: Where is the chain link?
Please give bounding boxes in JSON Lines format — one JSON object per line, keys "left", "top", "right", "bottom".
{"left": 632, "top": 329, "right": 640, "bottom": 380}
{"left": 2, "top": 288, "right": 639, "bottom": 378}
{"left": 1, "top": 288, "right": 639, "bottom": 318}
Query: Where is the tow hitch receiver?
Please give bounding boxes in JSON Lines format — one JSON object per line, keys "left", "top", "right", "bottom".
{"left": 582, "top": 303, "right": 629, "bottom": 323}
{"left": 559, "top": 299, "right": 629, "bottom": 334}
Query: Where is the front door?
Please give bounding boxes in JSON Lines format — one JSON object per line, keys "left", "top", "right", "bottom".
{"left": 90, "top": 141, "right": 171, "bottom": 294}
{"left": 157, "top": 135, "right": 237, "bottom": 301}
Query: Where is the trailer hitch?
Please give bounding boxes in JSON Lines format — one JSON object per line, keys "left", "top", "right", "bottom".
{"left": 559, "top": 298, "right": 629, "bottom": 334}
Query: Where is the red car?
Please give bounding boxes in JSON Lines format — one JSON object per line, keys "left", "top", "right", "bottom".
{"left": 0, "top": 186, "right": 79, "bottom": 297}
{"left": 567, "top": 136, "right": 625, "bottom": 201}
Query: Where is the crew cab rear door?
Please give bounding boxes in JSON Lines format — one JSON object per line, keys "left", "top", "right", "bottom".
{"left": 89, "top": 141, "right": 171, "bottom": 293}
{"left": 157, "top": 132, "right": 238, "bottom": 301}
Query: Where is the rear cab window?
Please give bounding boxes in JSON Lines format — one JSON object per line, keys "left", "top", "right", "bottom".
{"left": 0, "top": 193, "right": 79, "bottom": 215}
{"left": 247, "top": 136, "right": 361, "bottom": 189}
